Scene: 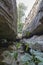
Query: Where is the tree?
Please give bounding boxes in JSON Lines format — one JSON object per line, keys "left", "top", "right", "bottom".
{"left": 17, "top": 3, "right": 27, "bottom": 33}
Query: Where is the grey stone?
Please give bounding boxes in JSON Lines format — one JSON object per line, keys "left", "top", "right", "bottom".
{"left": 21, "top": 35, "right": 43, "bottom": 51}
{"left": 22, "top": 0, "right": 43, "bottom": 37}
{"left": 0, "top": 0, "right": 17, "bottom": 40}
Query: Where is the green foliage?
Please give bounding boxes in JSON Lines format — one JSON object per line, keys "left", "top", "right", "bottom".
{"left": 17, "top": 22, "right": 24, "bottom": 33}
{"left": 17, "top": 3, "right": 27, "bottom": 22}
{"left": 23, "top": 62, "right": 29, "bottom": 65}
{"left": 17, "top": 3, "right": 27, "bottom": 33}
{"left": 16, "top": 43, "right": 21, "bottom": 49}
{"left": 2, "top": 43, "right": 43, "bottom": 65}
{"left": 26, "top": 32, "right": 31, "bottom": 37}
{"left": 25, "top": 44, "right": 29, "bottom": 51}
{"left": 13, "top": 51, "right": 18, "bottom": 60}
{"left": 20, "top": 49, "right": 43, "bottom": 65}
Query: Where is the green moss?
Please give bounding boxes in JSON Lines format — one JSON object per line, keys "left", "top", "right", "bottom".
{"left": 26, "top": 32, "right": 31, "bottom": 37}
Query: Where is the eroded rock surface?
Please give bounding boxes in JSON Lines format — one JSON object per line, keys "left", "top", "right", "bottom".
{"left": 21, "top": 35, "right": 43, "bottom": 51}
{"left": 22, "top": 0, "right": 43, "bottom": 51}
{"left": 22, "top": 0, "right": 43, "bottom": 37}
{"left": 0, "top": 0, "right": 17, "bottom": 40}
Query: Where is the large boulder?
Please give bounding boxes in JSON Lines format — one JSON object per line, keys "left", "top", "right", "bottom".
{"left": 22, "top": 0, "right": 43, "bottom": 37}
{"left": 21, "top": 35, "right": 43, "bottom": 51}
{"left": 0, "top": 0, "right": 17, "bottom": 40}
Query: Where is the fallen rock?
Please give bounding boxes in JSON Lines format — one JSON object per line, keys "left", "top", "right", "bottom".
{"left": 32, "top": 43, "right": 43, "bottom": 52}
{"left": 8, "top": 45, "right": 16, "bottom": 51}
{"left": 21, "top": 35, "right": 43, "bottom": 51}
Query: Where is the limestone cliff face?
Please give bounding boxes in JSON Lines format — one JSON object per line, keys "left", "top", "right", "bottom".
{"left": 0, "top": 0, "right": 17, "bottom": 40}
{"left": 22, "top": 0, "right": 43, "bottom": 37}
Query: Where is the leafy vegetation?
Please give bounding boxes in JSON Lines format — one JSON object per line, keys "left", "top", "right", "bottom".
{"left": 20, "top": 50, "right": 43, "bottom": 65}
{"left": 16, "top": 43, "right": 21, "bottom": 49}
{"left": 26, "top": 32, "right": 31, "bottom": 37}
{"left": 1, "top": 43, "right": 43, "bottom": 65}
{"left": 17, "top": 3, "right": 27, "bottom": 33}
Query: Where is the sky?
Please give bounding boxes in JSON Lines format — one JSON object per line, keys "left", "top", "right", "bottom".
{"left": 16, "top": 0, "right": 36, "bottom": 17}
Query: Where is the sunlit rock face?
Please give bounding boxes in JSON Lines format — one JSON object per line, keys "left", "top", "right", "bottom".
{"left": 0, "top": 0, "right": 17, "bottom": 40}
{"left": 22, "top": 0, "right": 43, "bottom": 37}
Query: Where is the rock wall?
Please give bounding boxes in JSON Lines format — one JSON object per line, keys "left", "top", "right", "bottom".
{"left": 22, "top": 0, "right": 43, "bottom": 51}
{"left": 0, "top": 0, "right": 17, "bottom": 40}
{"left": 22, "top": 0, "right": 43, "bottom": 37}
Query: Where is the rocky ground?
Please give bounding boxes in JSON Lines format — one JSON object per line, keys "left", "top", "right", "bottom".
{"left": 21, "top": 35, "right": 43, "bottom": 52}
{"left": 0, "top": 36, "right": 43, "bottom": 65}
{"left": 0, "top": 41, "right": 25, "bottom": 65}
